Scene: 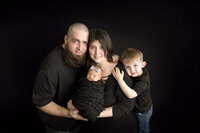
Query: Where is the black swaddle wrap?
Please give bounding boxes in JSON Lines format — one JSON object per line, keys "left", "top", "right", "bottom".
{"left": 72, "top": 77, "right": 105, "bottom": 121}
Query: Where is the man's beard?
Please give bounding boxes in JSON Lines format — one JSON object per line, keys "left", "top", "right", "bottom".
{"left": 63, "top": 45, "right": 86, "bottom": 68}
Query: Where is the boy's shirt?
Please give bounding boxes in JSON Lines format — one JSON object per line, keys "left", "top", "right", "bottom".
{"left": 131, "top": 68, "right": 152, "bottom": 113}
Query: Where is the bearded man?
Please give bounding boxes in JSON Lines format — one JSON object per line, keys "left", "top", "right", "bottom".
{"left": 32, "top": 23, "right": 89, "bottom": 133}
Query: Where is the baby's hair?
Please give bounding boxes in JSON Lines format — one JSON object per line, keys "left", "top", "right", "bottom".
{"left": 89, "top": 64, "right": 103, "bottom": 76}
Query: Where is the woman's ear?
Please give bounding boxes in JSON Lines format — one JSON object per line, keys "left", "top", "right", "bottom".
{"left": 142, "top": 61, "right": 147, "bottom": 68}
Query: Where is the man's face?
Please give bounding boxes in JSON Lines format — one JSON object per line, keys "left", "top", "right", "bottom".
{"left": 65, "top": 28, "right": 89, "bottom": 58}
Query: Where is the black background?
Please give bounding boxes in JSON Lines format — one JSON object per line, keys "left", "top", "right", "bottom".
{"left": 1, "top": 1, "right": 199, "bottom": 133}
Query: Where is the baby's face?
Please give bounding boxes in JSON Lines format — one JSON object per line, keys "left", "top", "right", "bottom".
{"left": 87, "top": 69, "right": 102, "bottom": 81}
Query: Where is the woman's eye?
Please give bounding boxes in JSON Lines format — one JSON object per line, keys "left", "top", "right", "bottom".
{"left": 90, "top": 46, "right": 94, "bottom": 49}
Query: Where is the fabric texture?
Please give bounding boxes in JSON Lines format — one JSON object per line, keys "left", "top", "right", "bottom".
{"left": 72, "top": 77, "right": 105, "bottom": 121}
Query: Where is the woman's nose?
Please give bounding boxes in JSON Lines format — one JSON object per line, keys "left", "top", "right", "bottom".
{"left": 95, "top": 48, "right": 99, "bottom": 55}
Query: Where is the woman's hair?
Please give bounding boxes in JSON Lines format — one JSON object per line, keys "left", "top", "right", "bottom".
{"left": 86, "top": 29, "right": 114, "bottom": 68}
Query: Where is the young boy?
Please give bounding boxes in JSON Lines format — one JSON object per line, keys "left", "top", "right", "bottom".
{"left": 68, "top": 64, "right": 105, "bottom": 121}
{"left": 112, "top": 48, "right": 153, "bottom": 133}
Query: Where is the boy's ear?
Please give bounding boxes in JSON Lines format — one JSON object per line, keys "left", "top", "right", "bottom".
{"left": 142, "top": 61, "right": 147, "bottom": 68}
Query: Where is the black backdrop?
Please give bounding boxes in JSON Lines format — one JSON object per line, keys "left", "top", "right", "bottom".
{"left": 1, "top": 1, "right": 199, "bottom": 133}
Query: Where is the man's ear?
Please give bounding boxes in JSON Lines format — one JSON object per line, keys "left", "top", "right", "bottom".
{"left": 142, "top": 61, "right": 147, "bottom": 68}
{"left": 64, "top": 35, "right": 68, "bottom": 43}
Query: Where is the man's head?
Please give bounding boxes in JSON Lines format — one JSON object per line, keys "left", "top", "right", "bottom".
{"left": 63, "top": 23, "right": 89, "bottom": 67}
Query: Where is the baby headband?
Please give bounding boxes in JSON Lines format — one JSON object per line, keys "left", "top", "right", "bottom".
{"left": 90, "top": 65, "right": 101, "bottom": 74}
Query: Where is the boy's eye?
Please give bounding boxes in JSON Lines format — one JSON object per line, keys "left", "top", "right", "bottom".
{"left": 125, "top": 66, "right": 130, "bottom": 69}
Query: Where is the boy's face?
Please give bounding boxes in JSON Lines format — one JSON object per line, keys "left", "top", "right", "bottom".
{"left": 87, "top": 69, "right": 102, "bottom": 81}
{"left": 123, "top": 59, "right": 146, "bottom": 77}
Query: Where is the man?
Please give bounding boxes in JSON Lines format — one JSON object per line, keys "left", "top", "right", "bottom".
{"left": 32, "top": 22, "right": 89, "bottom": 133}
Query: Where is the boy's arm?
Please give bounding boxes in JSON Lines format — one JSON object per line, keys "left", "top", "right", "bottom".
{"left": 112, "top": 67, "right": 138, "bottom": 99}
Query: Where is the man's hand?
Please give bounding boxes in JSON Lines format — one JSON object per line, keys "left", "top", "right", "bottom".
{"left": 67, "top": 100, "right": 76, "bottom": 110}
{"left": 69, "top": 109, "right": 88, "bottom": 121}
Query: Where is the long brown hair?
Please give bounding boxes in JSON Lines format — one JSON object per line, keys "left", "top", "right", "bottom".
{"left": 86, "top": 29, "right": 114, "bottom": 68}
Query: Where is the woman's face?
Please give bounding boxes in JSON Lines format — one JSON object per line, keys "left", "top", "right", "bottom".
{"left": 89, "top": 40, "right": 107, "bottom": 63}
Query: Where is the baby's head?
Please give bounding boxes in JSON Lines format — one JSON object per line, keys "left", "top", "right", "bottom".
{"left": 87, "top": 65, "right": 103, "bottom": 81}
{"left": 120, "top": 48, "right": 146, "bottom": 77}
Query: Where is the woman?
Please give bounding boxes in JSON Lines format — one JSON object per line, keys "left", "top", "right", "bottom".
{"left": 79, "top": 29, "right": 137, "bottom": 133}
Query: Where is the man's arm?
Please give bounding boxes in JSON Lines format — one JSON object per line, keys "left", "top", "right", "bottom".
{"left": 112, "top": 67, "right": 138, "bottom": 99}
{"left": 37, "top": 101, "right": 87, "bottom": 121}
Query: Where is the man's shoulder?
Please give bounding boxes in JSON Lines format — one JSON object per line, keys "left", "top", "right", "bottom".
{"left": 38, "top": 45, "right": 64, "bottom": 71}
{"left": 45, "top": 45, "right": 62, "bottom": 60}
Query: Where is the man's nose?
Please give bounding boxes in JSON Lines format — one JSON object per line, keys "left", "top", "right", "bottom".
{"left": 77, "top": 43, "right": 82, "bottom": 50}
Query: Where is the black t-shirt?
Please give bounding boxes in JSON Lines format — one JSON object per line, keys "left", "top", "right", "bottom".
{"left": 132, "top": 68, "right": 152, "bottom": 113}
{"left": 32, "top": 45, "right": 86, "bottom": 131}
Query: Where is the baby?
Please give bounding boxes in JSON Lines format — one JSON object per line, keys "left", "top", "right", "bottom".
{"left": 70, "top": 65, "right": 105, "bottom": 121}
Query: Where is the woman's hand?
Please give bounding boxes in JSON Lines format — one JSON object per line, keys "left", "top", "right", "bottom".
{"left": 112, "top": 67, "right": 124, "bottom": 82}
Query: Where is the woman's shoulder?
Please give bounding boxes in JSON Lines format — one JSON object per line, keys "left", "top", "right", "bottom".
{"left": 112, "top": 54, "right": 119, "bottom": 63}
{"left": 116, "top": 61, "right": 124, "bottom": 69}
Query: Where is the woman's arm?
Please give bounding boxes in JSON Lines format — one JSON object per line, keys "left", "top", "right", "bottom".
{"left": 104, "top": 63, "right": 136, "bottom": 119}
{"left": 98, "top": 107, "right": 113, "bottom": 118}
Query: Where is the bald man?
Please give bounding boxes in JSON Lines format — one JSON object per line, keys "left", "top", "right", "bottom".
{"left": 32, "top": 23, "right": 89, "bottom": 133}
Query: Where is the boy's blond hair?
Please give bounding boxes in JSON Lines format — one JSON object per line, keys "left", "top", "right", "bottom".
{"left": 120, "top": 48, "right": 144, "bottom": 63}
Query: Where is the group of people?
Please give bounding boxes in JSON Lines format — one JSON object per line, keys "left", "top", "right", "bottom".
{"left": 32, "top": 22, "right": 153, "bottom": 133}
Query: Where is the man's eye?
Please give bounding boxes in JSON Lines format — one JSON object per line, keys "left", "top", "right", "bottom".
{"left": 72, "top": 39, "right": 78, "bottom": 43}
{"left": 83, "top": 42, "right": 88, "bottom": 45}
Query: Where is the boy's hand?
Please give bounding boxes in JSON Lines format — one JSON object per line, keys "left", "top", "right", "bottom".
{"left": 67, "top": 100, "right": 76, "bottom": 110}
{"left": 112, "top": 67, "right": 124, "bottom": 81}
